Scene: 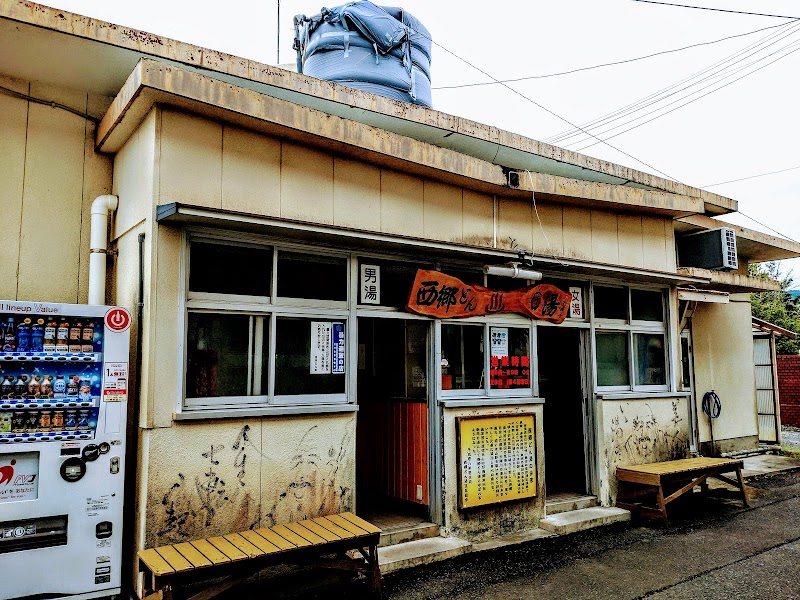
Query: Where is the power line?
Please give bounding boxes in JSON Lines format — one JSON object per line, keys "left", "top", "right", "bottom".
{"left": 573, "top": 38, "right": 800, "bottom": 151}
{"left": 737, "top": 211, "right": 800, "bottom": 244}
{"left": 547, "top": 21, "right": 800, "bottom": 145}
{"left": 369, "top": 5, "right": 681, "bottom": 181}
{"left": 433, "top": 22, "right": 789, "bottom": 90}
{"left": 631, "top": 0, "right": 800, "bottom": 20}
{"left": 701, "top": 165, "right": 800, "bottom": 188}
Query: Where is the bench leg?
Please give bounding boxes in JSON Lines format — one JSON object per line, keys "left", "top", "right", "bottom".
{"left": 147, "top": 577, "right": 173, "bottom": 600}
{"left": 368, "top": 544, "right": 382, "bottom": 596}
{"left": 656, "top": 484, "right": 668, "bottom": 525}
{"left": 736, "top": 467, "right": 750, "bottom": 508}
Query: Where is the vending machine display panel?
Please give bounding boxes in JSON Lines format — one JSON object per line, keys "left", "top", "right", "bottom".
{"left": 0, "top": 301, "right": 130, "bottom": 600}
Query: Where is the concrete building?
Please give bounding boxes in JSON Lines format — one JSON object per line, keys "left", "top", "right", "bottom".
{"left": 2, "top": 0, "right": 799, "bottom": 590}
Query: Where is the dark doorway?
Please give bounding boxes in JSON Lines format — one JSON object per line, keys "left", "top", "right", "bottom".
{"left": 356, "top": 317, "right": 430, "bottom": 522}
{"left": 537, "top": 327, "right": 588, "bottom": 495}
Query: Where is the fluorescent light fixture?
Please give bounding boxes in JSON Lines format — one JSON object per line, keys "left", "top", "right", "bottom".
{"left": 483, "top": 264, "right": 543, "bottom": 280}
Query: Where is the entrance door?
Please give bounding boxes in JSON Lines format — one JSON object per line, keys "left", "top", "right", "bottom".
{"left": 680, "top": 330, "right": 700, "bottom": 453}
{"left": 537, "top": 327, "right": 589, "bottom": 495}
{"left": 356, "top": 317, "right": 430, "bottom": 520}
{"left": 754, "top": 335, "right": 779, "bottom": 443}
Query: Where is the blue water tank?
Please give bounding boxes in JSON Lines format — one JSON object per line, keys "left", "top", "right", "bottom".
{"left": 294, "top": 1, "right": 433, "bottom": 108}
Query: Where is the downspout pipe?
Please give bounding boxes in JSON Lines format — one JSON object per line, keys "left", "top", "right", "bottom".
{"left": 88, "top": 194, "right": 119, "bottom": 305}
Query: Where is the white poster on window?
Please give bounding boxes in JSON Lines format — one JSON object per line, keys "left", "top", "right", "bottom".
{"left": 360, "top": 264, "right": 380, "bottom": 304}
{"left": 310, "top": 322, "right": 332, "bottom": 374}
{"left": 490, "top": 327, "right": 509, "bottom": 358}
{"left": 569, "top": 286, "right": 583, "bottom": 319}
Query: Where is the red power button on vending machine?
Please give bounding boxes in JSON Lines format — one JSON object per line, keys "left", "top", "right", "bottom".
{"left": 0, "top": 301, "right": 130, "bottom": 600}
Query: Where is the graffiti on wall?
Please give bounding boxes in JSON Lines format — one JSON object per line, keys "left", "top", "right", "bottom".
{"left": 155, "top": 425, "right": 258, "bottom": 544}
{"left": 150, "top": 421, "right": 354, "bottom": 547}
{"left": 261, "top": 424, "right": 354, "bottom": 527}
{"left": 609, "top": 401, "right": 688, "bottom": 465}
{"left": 604, "top": 400, "right": 689, "bottom": 504}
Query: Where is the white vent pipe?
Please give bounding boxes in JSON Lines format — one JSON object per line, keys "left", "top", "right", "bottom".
{"left": 483, "top": 264, "right": 542, "bottom": 281}
{"left": 88, "top": 194, "right": 119, "bottom": 305}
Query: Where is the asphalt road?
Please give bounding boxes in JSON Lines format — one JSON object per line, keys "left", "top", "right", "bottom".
{"left": 221, "top": 469, "right": 800, "bottom": 600}
{"left": 385, "top": 470, "right": 800, "bottom": 600}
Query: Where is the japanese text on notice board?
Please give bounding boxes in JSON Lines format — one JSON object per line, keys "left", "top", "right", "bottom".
{"left": 458, "top": 414, "right": 537, "bottom": 509}
{"left": 310, "top": 322, "right": 345, "bottom": 375}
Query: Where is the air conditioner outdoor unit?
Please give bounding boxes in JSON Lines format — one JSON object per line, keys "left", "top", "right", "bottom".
{"left": 677, "top": 227, "right": 738, "bottom": 271}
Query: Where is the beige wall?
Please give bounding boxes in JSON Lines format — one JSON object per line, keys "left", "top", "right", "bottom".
{"left": 141, "top": 413, "right": 355, "bottom": 549}
{"left": 596, "top": 397, "right": 691, "bottom": 505}
{"left": 0, "top": 74, "right": 113, "bottom": 303}
{"left": 154, "top": 107, "right": 677, "bottom": 273}
{"left": 690, "top": 296, "right": 758, "bottom": 452}
{"left": 442, "top": 404, "right": 546, "bottom": 541}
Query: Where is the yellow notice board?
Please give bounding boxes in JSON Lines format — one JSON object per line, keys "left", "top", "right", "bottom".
{"left": 457, "top": 414, "right": 537, "bottom": 509}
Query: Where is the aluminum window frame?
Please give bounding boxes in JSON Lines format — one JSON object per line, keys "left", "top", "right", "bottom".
{"left": 438, "top": 314, "right": 536, "bottom": 400}
{"left": 591, "top": 283, "right": 670, "bottom": 393}
{"left": 180, "top": 231, "right": 352, "bottom": 412}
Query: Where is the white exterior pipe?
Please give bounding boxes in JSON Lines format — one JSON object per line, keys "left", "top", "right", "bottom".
{"left": 483, "top": 264, "right": 542, "bottom": 281}
{"left": 88, "top": 194, "right": 119, "bottom": 305}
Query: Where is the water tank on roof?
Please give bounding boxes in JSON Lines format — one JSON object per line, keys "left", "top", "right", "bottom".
{"left": 293, "top": 1, "right": 433, "bottom": 108}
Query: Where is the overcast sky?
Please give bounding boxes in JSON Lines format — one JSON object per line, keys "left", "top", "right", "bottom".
{"left": 41, "top": 0, "right": 800, "bottom": 283}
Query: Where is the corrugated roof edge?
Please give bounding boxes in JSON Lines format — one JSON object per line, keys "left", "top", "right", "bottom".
{"left": 0, "top": 0, "right": 737, "bottom": 215}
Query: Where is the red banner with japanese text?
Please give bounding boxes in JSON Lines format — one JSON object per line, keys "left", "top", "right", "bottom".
{"left": 405, "top": 269, "right": 572, "bottom": 324}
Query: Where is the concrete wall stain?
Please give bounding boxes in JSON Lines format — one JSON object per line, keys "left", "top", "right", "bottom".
{"left": 604, "top": 400, "right": 689, "bottom": 503}
{"left": 261, "top": 424, "right": 354, "bottom": 527}
{"left": 154, "top": 425, "right": 256, "bottom": 545}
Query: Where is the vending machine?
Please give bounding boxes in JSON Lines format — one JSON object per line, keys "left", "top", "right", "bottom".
{"left": 0, "top": 301, "right": 131, "bottom": 600}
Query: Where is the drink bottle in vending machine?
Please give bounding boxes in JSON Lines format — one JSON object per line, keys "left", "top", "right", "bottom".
{"left": 0, "top": 301, "right": 131, "bottom": 600}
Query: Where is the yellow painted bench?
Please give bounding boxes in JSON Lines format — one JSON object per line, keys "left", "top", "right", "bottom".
{"left": 138, "top": 512, "right": 382, "bottom": 600}
{"left": 616, "top": 456, "right": 749, "bottom": 524}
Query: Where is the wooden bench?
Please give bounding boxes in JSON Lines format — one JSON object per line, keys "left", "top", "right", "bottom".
{"left": 138, "top": 512, "right": 382, "bottom": 600}
{"left": 616, "top": 457, "right": 749, "bottom": 524}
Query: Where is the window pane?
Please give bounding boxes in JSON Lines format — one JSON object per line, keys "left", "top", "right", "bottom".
{"left": 594, "top": 286, "right": 628, "bottom": 320}
{"left": 635, "top": 333, "right": 666, "bottom": 386}
{"left": 441, "top": 324, "right": 484, "bottom": 390}
{"left": 680, "top": 337, "right": 691, "bottom": 389}
{"left": 490, "top": 327, "right": 531, "bottom": 390}
{"left": 190, "top": 242, "right": 271, "bottom": 296}
{"left": 631, "top": 289, "right": 664, "bottom": 322}
{"left": 275, "top": 317, "right": 346, "bottom": 396}
{"left": 277, "top": 251, "right": 347, "bottom": 301}
{"left": 596, "top": 331, "right": 629, "bottom": 387}
{"left": 186, "top": 313, "right": 250, "bottom": 397}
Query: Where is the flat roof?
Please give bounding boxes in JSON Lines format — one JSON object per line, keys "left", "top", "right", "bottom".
{"left": 675, "top": 215, "right": 800, "bottom": 263}
{"left": 0, "top": 0, "right": 738, "bottom": 215}
{"left": 98, "top": 59, "right": 705, "bottom": 217}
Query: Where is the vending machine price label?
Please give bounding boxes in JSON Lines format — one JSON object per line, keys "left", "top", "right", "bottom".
{"left": 102, "top": 362, "right": 128, "bottom": 402}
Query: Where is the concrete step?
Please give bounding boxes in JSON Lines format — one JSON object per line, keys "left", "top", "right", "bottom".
{"left": 472, "top": 528, "right": 556, "bottom": 552}
{"left": 545, "top": 494, "right": 599, "bottom": 516}
{"left": 379, "top": 522, "right": 440, "bottom": 547}
{"left": 539, "top": 506, "right": 631, "bottom": 535}
{"left": 378, "top": 536, "right": 472, "bottom": 574}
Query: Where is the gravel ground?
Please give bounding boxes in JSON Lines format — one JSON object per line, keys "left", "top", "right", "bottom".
{"left": 782, "top": 426, "right": 800, "bottom": 450}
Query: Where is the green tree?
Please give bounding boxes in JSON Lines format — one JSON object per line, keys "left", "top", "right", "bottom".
{"left": 749, "top": 262, "right": 800, "bottom": 354}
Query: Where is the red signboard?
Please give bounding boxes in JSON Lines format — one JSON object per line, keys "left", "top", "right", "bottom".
{"left": 406, "top": 269, "right": 572, "bottom": 324}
